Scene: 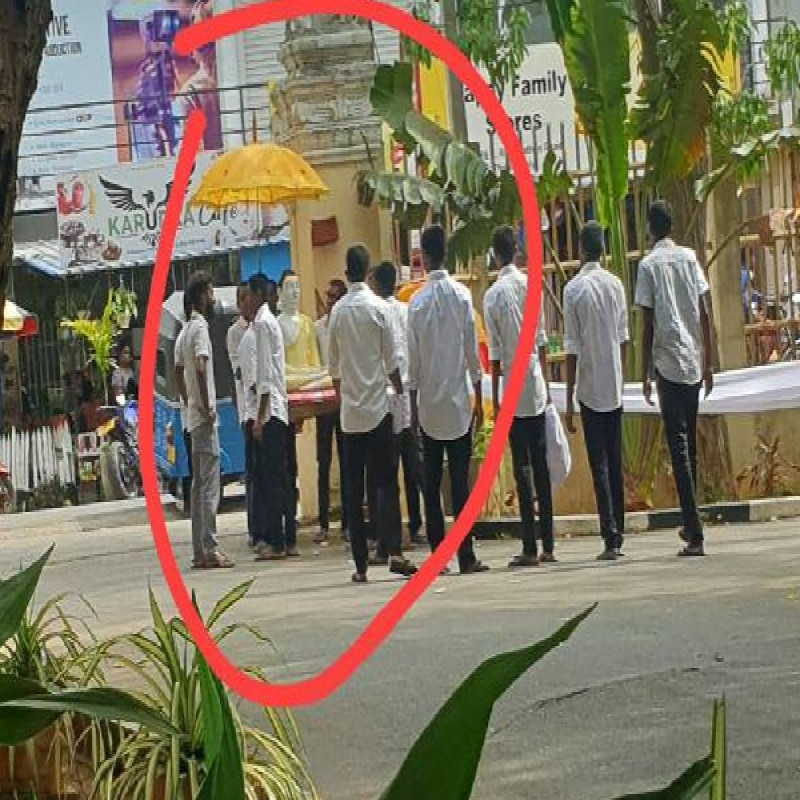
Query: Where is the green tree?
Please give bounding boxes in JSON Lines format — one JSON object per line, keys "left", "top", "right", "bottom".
{"left": 0, "top": 0, "right": 52, "bottom": 329}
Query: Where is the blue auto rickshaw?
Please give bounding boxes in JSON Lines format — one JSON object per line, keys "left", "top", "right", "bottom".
{"left": 154, "top": 287, "right": 245, "bottom": 510}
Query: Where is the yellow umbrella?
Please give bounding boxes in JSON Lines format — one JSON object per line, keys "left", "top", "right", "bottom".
{"left": 189, "top": 143, "right": 329, "bottom": 209}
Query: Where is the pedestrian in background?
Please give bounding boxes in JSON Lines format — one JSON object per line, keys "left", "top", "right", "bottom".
{"left": 636, "top": 200, "right": 715, "bottom": 557}
{"left": 329, "top": 244, "right": 417, "bottom": 583}
{"left": 182, "top": 271, "right": 233, "bottom": 570}
{"left": 237, "top": 285, "right": 258, "bottom": 548}
{"left": 484, "top": 225, "right": 555, "bottom": 568}
{"left": 564, "top": 222, "right": 629, "bottom": 560}
{"left": 408, "top": 225, "right": 489, "bottom": 576}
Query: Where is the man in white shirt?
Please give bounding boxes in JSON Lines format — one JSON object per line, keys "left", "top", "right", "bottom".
{"left": 564, "top": 222, "right": 629, "bottom": 561}
{"left": 174, "top": 293, "right": 193, "bottom": 516}
{"left": 328, "top": 244, "right": 417, "bottom": 583}
{"left": 484, "top": 226, "right": 554, "bottom": 568}
{"left": 226, "top": 283, "right": 249, "bottom": 426}
{"left": 182, "top": 271, "right": 233, "bottom": 570}
{"left": 249, "top": 273, "right": 296, "bottom": 561}
{"left": 635, "top": 200, "right": 715, "bottom": 557}
{"left": 314, "top": 279, "right": 349, "bottom": 545}
{"left": 408, "top": 225, "right": 489, "bottom": 575}
{"left": 237, "top": 287, "right": 257, "bottom": 549}
{"left": 372, "top": 261, "right": 425, "bottom": 548}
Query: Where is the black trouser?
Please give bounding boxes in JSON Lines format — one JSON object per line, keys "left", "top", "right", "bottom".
{"left": 580, "top": 405, "right": 625, "bottom": 550}
{"left": 656, "top": 373, "right": 703, "bottom": 544}
{"left": 182, "top": 428, "right": 193, "bottom": 514}
{"left": 422, "top": 428, "right": 477, "bottom": 572}
{"left": 253, "top": 418, "right": 296, "bottom": 551}
{"left": 344, "top": 415, "right": 402, "bottom": 575}
{"left": 317, "top": 411, "right": 348, "bottom": 532}
{"left": 287, "top": 425, "right": 299, "bottom": 533}
{"left": 243, "top": 422, "right": 255, "bottom": 540}
{"left": 508, "top": 415, "right": 554, "bottom": 557}
{"left": 398, "top": 428, "right": 424, "bottom": 537}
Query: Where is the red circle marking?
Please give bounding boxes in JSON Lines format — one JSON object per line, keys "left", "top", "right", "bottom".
{"left": 140, "top": 0, "right": 543, "bottom": 707}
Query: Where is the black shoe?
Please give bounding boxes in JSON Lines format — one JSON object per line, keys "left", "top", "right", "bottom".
{"left": 509, "top": 553, "right": 540, "bottom": 569}
{"left": 460, "top": 560, "right": 490, "bottom": 575}
{"left": 596, "top": 549, "right": 618, "bottom": 562}
{"left": 352, "top": 572, "right": 368, "bottom": 584}
{"left": 678, "top": 544, "right": 705, "bottom": 557}
{"left": 390, "top": 557, "right": 418, "bottom": 578}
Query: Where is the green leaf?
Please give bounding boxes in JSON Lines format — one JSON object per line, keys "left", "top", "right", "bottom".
{"left": 0, "top": 546, "right": 53, "bottom": 648}
{"left": 358, "top": 172, "right": 445, "bottom": 230}
{"left": 379, "top": 605, "right": 596, "bottom": 800}
{"left": 709, "top": 698, "right": 726, "bottom": 800}
{"left": 0, "top": 687, "right": 178, "bottom": 741}
{"left": 196, "top": 655, "right": 246, "bottom": 800}
{"left": 605, "top": 756, "right": 716, "bottom": 799}
{"left": 0, "top": 675, "right": 60, "bottom": 745}
{"left": 370, "top": 62, "right": 415, "bottom": 151}
{"left": 405, "top": 111, "right": 453, "bottom": 177}
{"left": 545, "top": 0, "right": 577, "bottom": 43}
{"left": 205, "top": 581, "right": 253, "bottom": 632}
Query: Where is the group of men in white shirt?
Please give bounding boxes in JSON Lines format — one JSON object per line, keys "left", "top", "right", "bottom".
{"left": 176, "top": 197, "right": 714, "bottom": 574}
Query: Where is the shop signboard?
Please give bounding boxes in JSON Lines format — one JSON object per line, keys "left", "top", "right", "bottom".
{"left": 18, "top": 0, "right": 223, "bottom": 212}
{"left": 55, "top": 151, "right": 288, "bottom": 270}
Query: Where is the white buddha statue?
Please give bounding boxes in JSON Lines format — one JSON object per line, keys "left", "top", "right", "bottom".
{"left": 278, "top": 271, "right": 330, "bottom": 391}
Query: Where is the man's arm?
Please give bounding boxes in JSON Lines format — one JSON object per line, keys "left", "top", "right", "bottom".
{"left": 536, "top": 311, "right": 551, "bottom": 403}
{"left": 195, "top": 356, "right": 212, "bottom": 417}
{"left": 562, "top": 290, "right": 579, "bottom": 429}
{"left": 700, "top": 290, "right": 715, "bottom": 397}
{"left": 464, "top": 301, "right": 483, "bottom": 430}
{"left": 490, "top": 360, "right": 502, "bottom": 420}
{"left": 175, "top": 366, "right": 188, "bottom": 406}
{"left": 380, "top": 307, "right": 401, "bottom": 393}
{"left": 565, "top": 354, "right": 578, "bottom": 433}
{"left": 482, "top": 295, "right": 503, "bottom": 420}
{"left": 254, "top": 320, "right": 273, "bottom": 436}
{"left": 641, "top": 307, "right": 655, "bottom": 405}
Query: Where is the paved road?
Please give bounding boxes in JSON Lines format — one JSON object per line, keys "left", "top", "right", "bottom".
{"left": 2, "top": 516, "right": 799, "bottom": 799}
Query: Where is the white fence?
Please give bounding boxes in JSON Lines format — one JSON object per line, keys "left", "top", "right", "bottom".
{"left": 0, "top": 422, "right": 76, "bottom": 493}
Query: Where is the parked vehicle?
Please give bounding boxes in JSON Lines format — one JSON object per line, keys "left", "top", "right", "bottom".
{"left": 98, "top": 393, "right": 140, "bottom": 501}
{"left": 154, "top": 288, "right": 245, "bottom": 513}
{"left": 0, "top": 459, "right": 14, "bottom": 513}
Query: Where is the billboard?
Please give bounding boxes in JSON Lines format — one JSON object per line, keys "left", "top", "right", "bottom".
{"left": 17, "top": 0, "right": 223, "bottom": 212}
{"left": 55, "top": 152, "right": 288, "bottom": 270}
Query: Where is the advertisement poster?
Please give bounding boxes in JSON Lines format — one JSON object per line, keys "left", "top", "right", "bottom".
{"left": 17, "top": 1, "right": 118, "bottom": 211}
{"left": 108, "top": 0, "right": 222, "bottom": 162}
{"left": 17, "top": 0, "right": 223, "bottom": 212}
{"left": 56, "top": 152, "right": 288, "bottom": 270}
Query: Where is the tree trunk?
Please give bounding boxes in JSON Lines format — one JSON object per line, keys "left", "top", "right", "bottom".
{"left": 0, "top": 0, "right": 53, "bottom": 329}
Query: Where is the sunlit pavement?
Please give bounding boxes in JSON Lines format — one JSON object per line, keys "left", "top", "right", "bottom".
{"left": 3, "top": 515, "right": 799, "bottom": 799}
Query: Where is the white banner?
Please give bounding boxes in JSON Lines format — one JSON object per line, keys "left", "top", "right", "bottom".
{"left": 488, "top": 361, "right": 800, "bottom": 415}
{"left": 56, "top": 152, "right": 288, "bottom": 269}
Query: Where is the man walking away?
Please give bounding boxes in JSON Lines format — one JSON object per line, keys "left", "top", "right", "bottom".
{"left": 314, "top": 279, "right": 349, "bottom": 545}
{"left": 182, "top": 272, "right": 233, "bottom": 570}
{"left": 484, "top": 226, "right": 555, "bottom": 568}
{"left": 373, "top": 261, "right": 426, "bottom": 550}
{"left": 408, "top": 225, "right": 489, "bottom": 576}
{"left": 635, "top": 200, "right": 715, "bottom": 557}
{"left": 174, "top": 293, "right": 193, "bottom": 516}
{"left": 564, "top": 222, "right": 629, "bottom": 561}
{"left": 328, "top": 245, "right": 417, "bottom": 583}
{"left": 237, "top": 287, "right": 258, "bottom": 549}
{"left": 249, "top": 274, "right": 297, "bottom": 561}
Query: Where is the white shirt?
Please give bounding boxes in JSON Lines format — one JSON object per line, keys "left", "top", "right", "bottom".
{"left": 563, "top": 262, "right": 629, "bottom": 413}
{"left": 315, "top": 315, "right": 330, "bottom": 367}
{"left": 183, "top": 312, "right": 216, "bottom": 433}
{"left": 226, "top": 317, "right": 248, "bottom": 423}
{"left": 483, "top": 264, "right": 549, "bottom": 419}
{"left": 382, "top": 296, "right": 411, "bottom": 432}
{"left": 328, "top": 283, "right": 398, "bottom": 434}
{"left": 237, "top": 325, "right": 258, "bottom": 423}
{"left": 253, "top": 303, "right": 289, "bottom": 426}
{"left": 174, "top": 325, "right": 188, "bottom": 431}
{"left": 408, "top": 270, "right": 482, "bottom": 441}
{"left": 634, "top": 239, "right": 710, "bottom": 385}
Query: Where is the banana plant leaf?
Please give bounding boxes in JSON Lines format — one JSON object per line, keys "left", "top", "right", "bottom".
{"left": 0, "top": 680, "right": 178, "bottom": 745}
{"left": 0, "top": 546, "right": 53, "bottom": 648}
{"left": 379, "top": 605, "right": 596, "bottom": 800}
{"left": 370, "top": 62, "right": 416, "bottom": 151}
{"left": 606, "top": 756, "right": 716, "bottom": 799}
{"left": 709, "top": 698, "right": 727, "bottom": 800}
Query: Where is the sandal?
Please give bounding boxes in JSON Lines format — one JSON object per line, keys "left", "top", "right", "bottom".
{"left": 203, "top": 551, "right": 235, "bottom": 569}
{"left": 390, "top": 558, "right": 418, "bottom": 578}
{"left": 256, "top": 549, "right": 288, "bottom": 562}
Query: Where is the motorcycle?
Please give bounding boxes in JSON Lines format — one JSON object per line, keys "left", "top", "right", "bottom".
{"left": 97, "top": 387, "right": 140, "bottom": 501}
{"left": 0, "top": 459, "right": 14, "bottom": 513}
